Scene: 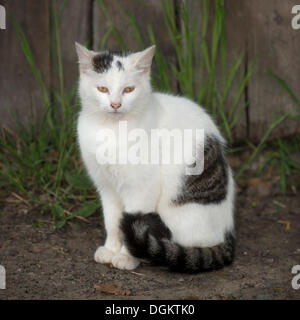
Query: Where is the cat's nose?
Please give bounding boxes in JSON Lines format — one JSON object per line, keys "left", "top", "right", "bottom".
{"left": 111, "top": 102, "right": 121, "bottom": 110}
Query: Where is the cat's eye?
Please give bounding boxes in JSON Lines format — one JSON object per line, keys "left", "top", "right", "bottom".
{"left": 123, "top": 86, "right": 135, "bottom": 94}
{"left": 97, "top": 86, "right": 109, "bottom": 93}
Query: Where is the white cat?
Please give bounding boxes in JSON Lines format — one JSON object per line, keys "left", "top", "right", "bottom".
{"left": 75, "top": 43, "right": 235, "bottom": 272}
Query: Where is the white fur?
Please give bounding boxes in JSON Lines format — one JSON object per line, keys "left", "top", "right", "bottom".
{"left": 76, "top": 44, "right": 235, "bottom": 270}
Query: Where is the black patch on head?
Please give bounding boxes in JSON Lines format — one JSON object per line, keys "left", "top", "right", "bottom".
{"left": 92, "top": 50, "right": 130, "bottom": 73}
{"left": 92, "top": 52, "right": 114, "bottom": 73}
{"left": 116, "top": 60, "right": 124, "bottom": 71}
{"left": 173, "top": 135, "right": 229, "bottom": 206}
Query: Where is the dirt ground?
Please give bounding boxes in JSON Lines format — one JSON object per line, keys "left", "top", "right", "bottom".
{"left": 0, "top": 170, "right": 300, "bottom": 300}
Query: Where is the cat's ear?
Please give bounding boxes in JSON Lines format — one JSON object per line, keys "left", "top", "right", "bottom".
{"left": 75, "top": 42, "right": 95, "bottom": 73}
{"left": 130, "top": 45, "right": 155, "bottom": 74}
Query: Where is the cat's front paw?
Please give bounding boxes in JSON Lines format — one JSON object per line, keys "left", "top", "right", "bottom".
{"left": 94, "top": 246, "right": 116, "bottom": 264}
{"left": 112, "top": 253, "right": 140, "bottom": 270}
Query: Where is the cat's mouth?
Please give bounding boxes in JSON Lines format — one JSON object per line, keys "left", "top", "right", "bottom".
{"left": 107, "top": 109, "right": 124, "bottom": 115}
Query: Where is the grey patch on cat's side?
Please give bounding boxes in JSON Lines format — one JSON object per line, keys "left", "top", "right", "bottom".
{"left": 173, "top": 135, "right": 228, "bottom": 206}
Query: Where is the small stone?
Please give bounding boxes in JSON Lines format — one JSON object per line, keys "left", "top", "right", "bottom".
{"left": 4, "top": 248, "right": 18, "bottom": 256}
{"left": 265, "top": 258, "right": 274, "bottom": 264}
{"left": 31, "top": 245, "right": 43, "bottom": 253}
{"left": 256, "top": 184, "right": 271, "bottom": 197}
{"left": 290, "top": 152, "right": 300, "bottom": 166}
{"left": 261, "top": 250, "right": 270, "bottom": 257}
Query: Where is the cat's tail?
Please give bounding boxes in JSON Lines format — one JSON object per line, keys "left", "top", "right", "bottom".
{"left": 120, "top": 212, "right": 235, "bottom": 273}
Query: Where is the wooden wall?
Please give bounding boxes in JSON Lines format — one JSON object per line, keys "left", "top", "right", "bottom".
{"left": 224, "top": 0, "right": 300, "bottom": 142}
{"left": 0, "top": 0, "right": 299, "bottom": 143}
{"left": 0, "top": 0, "right": 50, "bottom": 129}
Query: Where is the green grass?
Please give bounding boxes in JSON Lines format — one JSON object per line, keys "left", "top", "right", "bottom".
{"left": 252, "top": 71, "right": 300, "bottom": 195}
{"left": 0, "top": 0, "right": 299, "bottom": 228}
{"left": 260, "top": 135, "right": 300, "bottom": 195}
{"left": 235, "top": 71, "right": 300, "bottom": 193}
{"left": 0, "top": 2, "right": 100, "bottom": 229}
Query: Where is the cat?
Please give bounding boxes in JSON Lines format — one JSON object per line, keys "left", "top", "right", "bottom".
{"left": 75, "top": 43, "right": 235, "bottom": 273}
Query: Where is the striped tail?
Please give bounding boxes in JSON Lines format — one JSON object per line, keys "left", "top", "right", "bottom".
{"left": 120, "top": 212, "right": 235, "bottom": 273}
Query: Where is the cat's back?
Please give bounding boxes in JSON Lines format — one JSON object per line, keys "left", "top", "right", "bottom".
{"left": 153, "top": 92, "right": 222, "bottom": 138}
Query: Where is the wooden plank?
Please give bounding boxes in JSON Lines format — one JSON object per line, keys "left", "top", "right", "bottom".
{"left": 0, "top": 0, "right": 50, "bottom": 130}
{"left": 223, "top": 0, "right": 249, "bottom": 142}
{"left": 186, "top": 0, "right": 300, "bottom": 143}
{"left": 51, "top": 0, "right": 93, "bottom": 96}
{"left": 243, "top": 0, "right": 300, "bottom": 142}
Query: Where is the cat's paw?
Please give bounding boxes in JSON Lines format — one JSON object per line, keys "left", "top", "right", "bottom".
{"left": 112, "top": 253, "right": 140, "bottom": 270}
{"left": 94, "top": 246, "right": 115, "bottom": 264}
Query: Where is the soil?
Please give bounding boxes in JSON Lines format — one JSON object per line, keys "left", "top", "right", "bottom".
{"left": 0, "top": 170, "right": 300, "bottom": 300}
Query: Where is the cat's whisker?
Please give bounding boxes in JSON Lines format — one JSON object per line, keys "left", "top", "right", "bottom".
{"left": 80, "top": 110, "right": 100, "bottom": 118}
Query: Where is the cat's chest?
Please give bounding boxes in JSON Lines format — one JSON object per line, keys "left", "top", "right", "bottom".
{"left": 80, "top": 125, "right": 133, "bottom": 166}
{"left": 78, "top": 115, "right": 157, "bottom": 186}
{"left": 78, "top": 115, "right": 121, "bottom": 156}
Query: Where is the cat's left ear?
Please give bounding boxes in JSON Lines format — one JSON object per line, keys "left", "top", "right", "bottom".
{"left": 130, "top": 45, "right": 155, "bottom": 74}
{"left": 75, "top": 42, "right": 95, "bottom": 73}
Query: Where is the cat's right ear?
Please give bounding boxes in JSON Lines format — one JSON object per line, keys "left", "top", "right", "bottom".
{"left": 75, "top": 42, "right": 94, "bottom": 73}
{"left": 130, "top": 46, "right": 156, "bottom": 75}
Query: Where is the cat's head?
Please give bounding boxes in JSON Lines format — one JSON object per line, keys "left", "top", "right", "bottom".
{"left": 75, "top": 43, "right": 155, "bottom": 117}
